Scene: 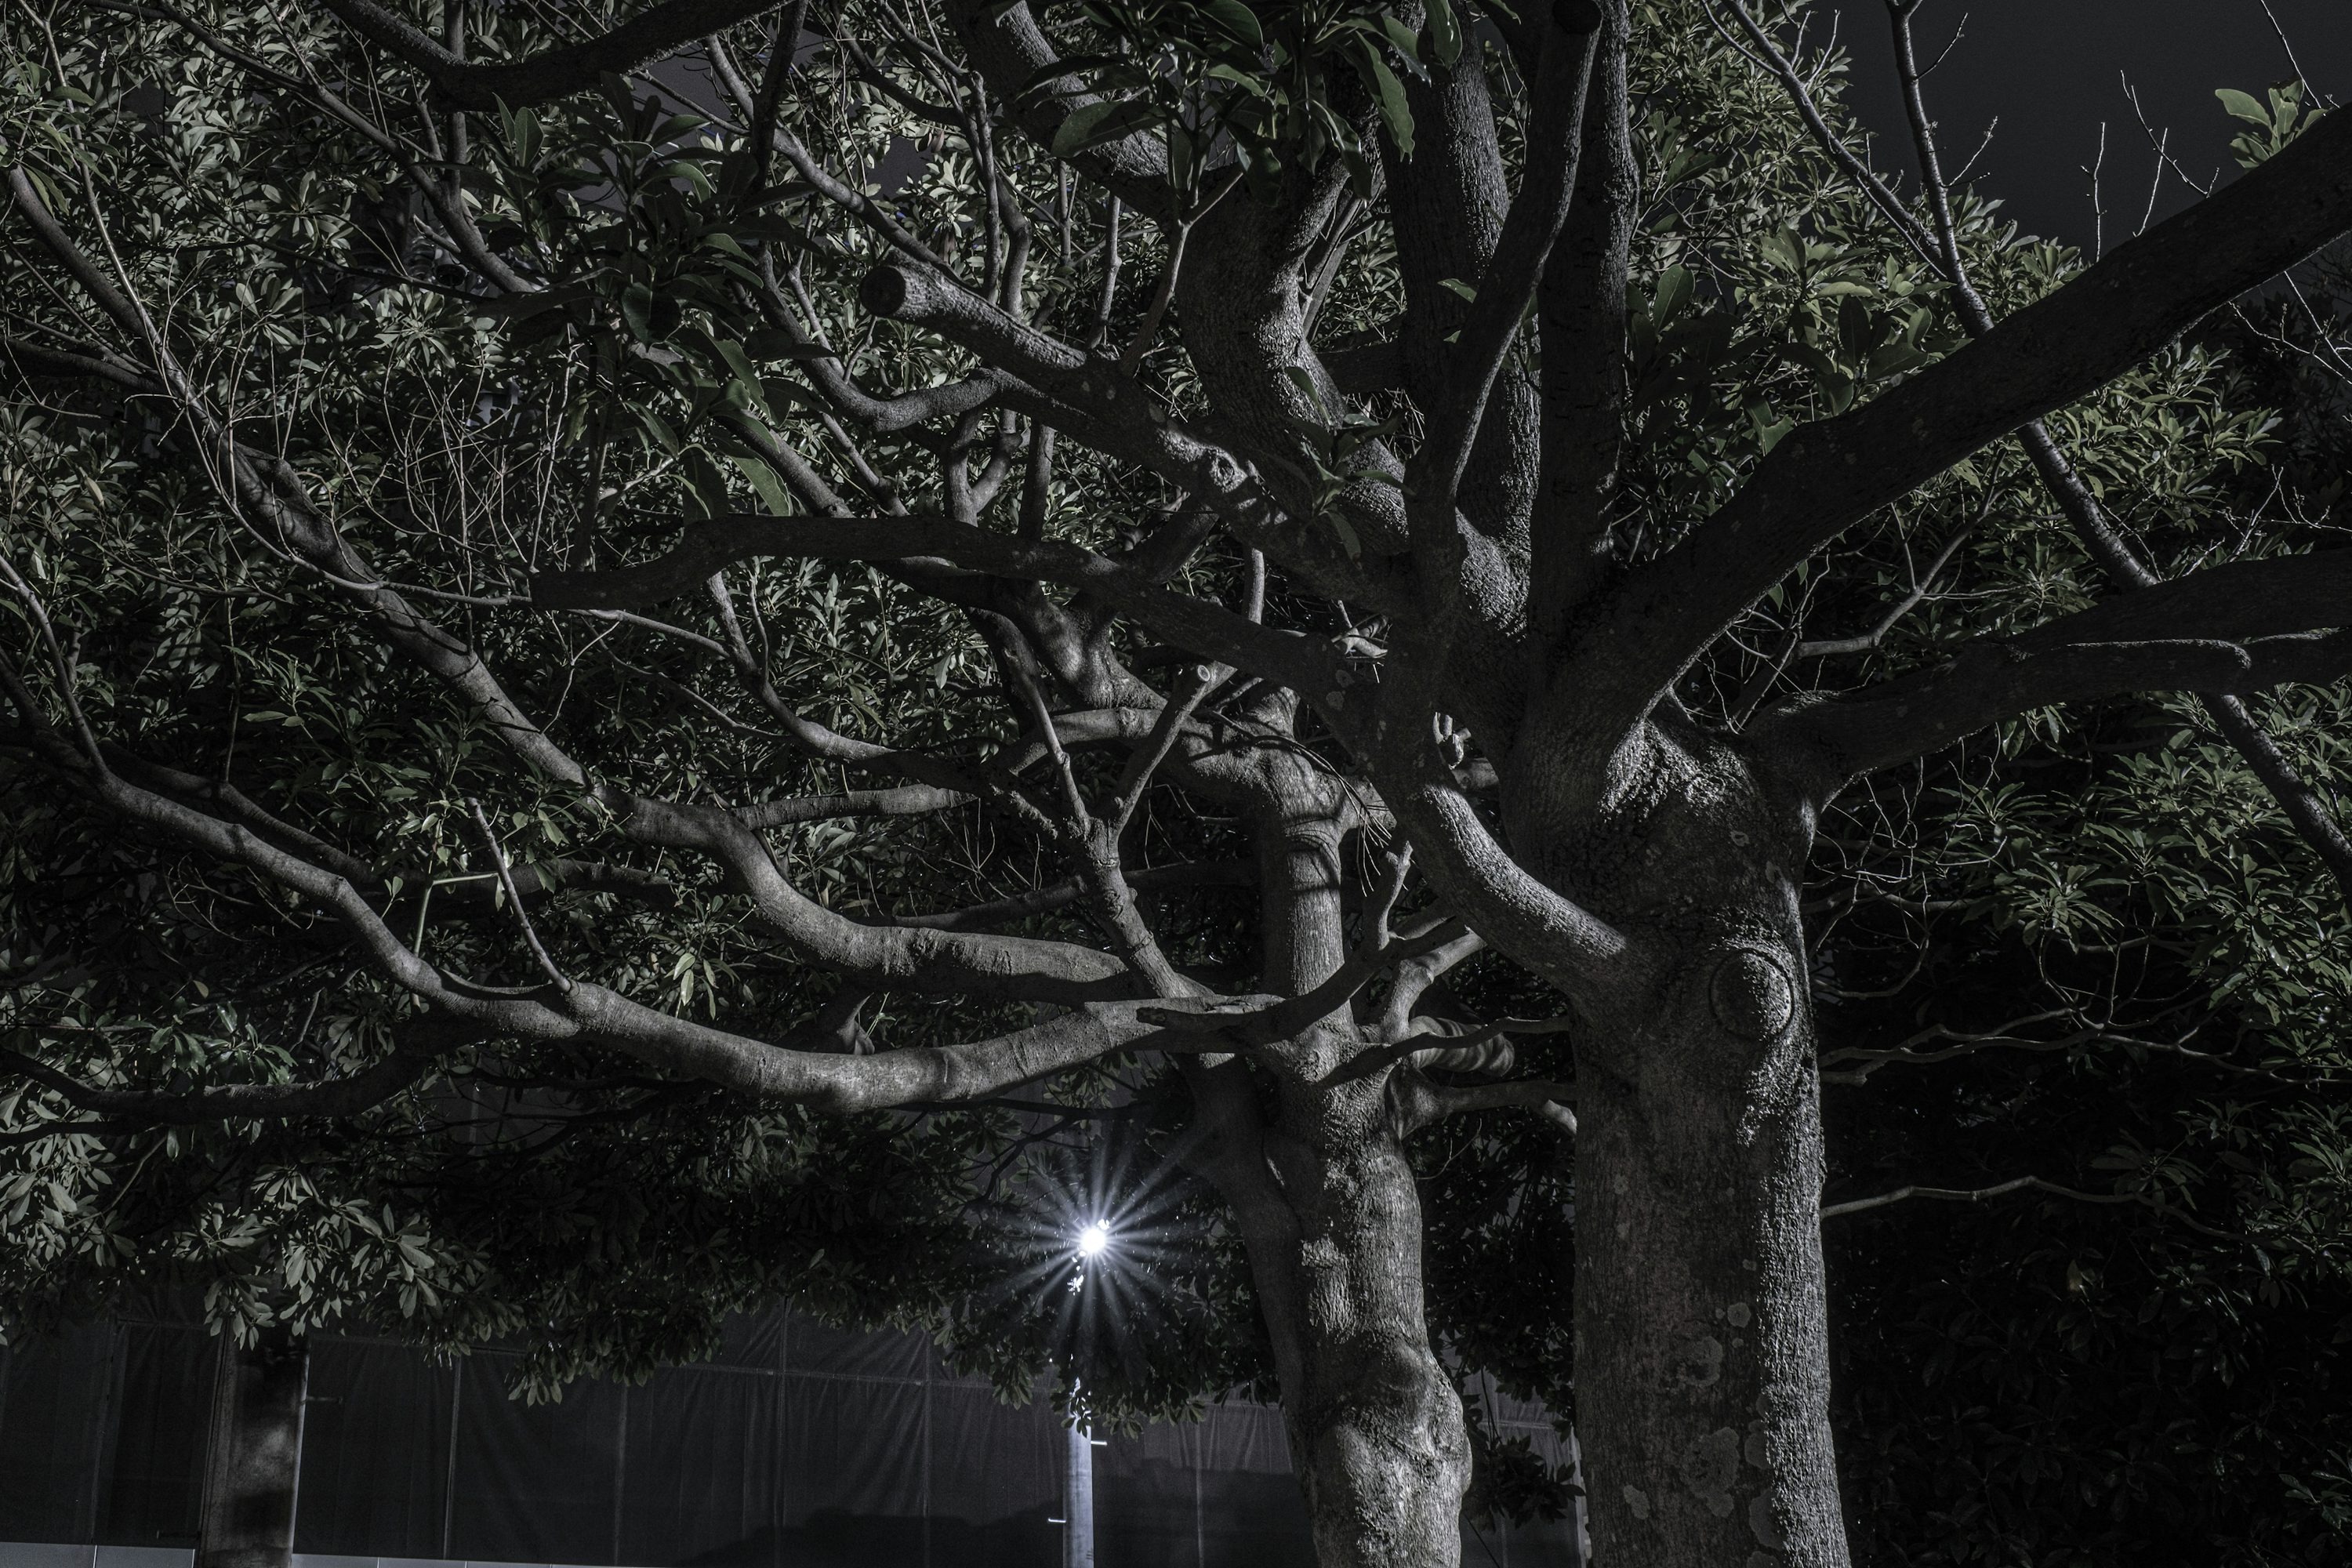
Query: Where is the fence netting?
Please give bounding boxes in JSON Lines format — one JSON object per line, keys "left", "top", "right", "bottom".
{"left": 0, "top": 1312, "right": 1581, "bottom": 1567}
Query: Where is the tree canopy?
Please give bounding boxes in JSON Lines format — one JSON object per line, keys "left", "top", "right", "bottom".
{"left": 6, "top": 0, "right": 2352, "bottom": 1564}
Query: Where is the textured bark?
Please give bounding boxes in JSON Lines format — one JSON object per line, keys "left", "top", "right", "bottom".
{"left": 198, "top": 1326, "right": 310, "bottom": 1568}
{"left": 1504, "top": 717, "right": 1846, "bottom": 1566}
{"left": 1187, "top": 758, "right": 1474, "bottom": 1568}
{"left": 1573, "top": 984, "right": 1843, "bottom": 1566}
{"left": 1250, "top": 1089, "right": 1474, "bottom": 1568}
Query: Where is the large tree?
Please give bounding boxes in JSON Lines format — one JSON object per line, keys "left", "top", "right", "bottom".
{"left": 6, "top": 0, "right": 2352, "bottom": 1563}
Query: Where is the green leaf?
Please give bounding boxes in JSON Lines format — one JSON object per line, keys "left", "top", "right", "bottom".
{"left": 620, "top": 283, "right": 671, "bottom": 344}
{"left": 1328, "top": 514, "right": 1362, "bottom": 561}
{"left": 633, "top": 405, "right": 682, "bottom": 454}
{"left": 1283, "top": 363, "right": 1331, "bottom": 421}
{"left": 1651, "top": 266, "right": 1693, "bottom": 325}
{"left": 1424, "top": 0, "right": 1463, "bottom": 67}
{"left": 1202, "top": 0, "right": 1263, "bottom": 49}
{"left": 1168, "top": 122, "right": 1197, "bottom": 192}
{"left": 1349, "top": 40, "right": 1414, "bottom": 156}
{"left": 497, "top": 100, "right": 542, "bottom": 168}
{"left": 713, "top": 338, "right": 763, "bottom": 390}
{"left": 2215, "top": 88, "right": 2270, "bottom": 127}
{"left": 682, "top": 448, "right": 734, "bottom": 520}
{"left": 655, "top": 159, "right": 716, "bottom": 198}
{"left": 1204, "top": 64, "right": 1269, "bottom": 96}
{"left": 1375, "top": 13, "right": 1421, "bottom": 57}
{"left": 742, "top": 328, "right": 838, "bottom": 361}
{"left": 731, "top": 454, "right": 793, "bottom": 516}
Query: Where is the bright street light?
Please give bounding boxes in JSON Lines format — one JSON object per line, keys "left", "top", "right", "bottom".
{"left": 1076, "top": 1221, "right": 1110, "bottom": 1258}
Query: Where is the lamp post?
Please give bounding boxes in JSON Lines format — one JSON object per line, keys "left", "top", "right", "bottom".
{"left": 1064, "top": 1220, "right": 1111, "bottom": 1568}
{"left": 1064, "top": 1417, "right": 1095, "bottom": 1568}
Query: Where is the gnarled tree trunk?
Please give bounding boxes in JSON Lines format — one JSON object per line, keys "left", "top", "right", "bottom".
{"left": 1182, "top": 757, "right": 1476, "bottom": 1568}
{"left": 1245, "top": 1087, "right": 1472, "bottom": 1568}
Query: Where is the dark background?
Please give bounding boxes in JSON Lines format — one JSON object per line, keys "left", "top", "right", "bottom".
{"left": 1821, "top": 0, "right": 2351, "bottom": 251}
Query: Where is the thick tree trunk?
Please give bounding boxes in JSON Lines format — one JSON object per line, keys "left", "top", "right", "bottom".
{"left": 1504, "top": 721, "right": 1849, "bottom": 1566}
{"left": 1573, "top": 975, "right": 1845, "bottom": 1566}
{"left": 1194, "top": 762, "right": 1475, "bottom": 1567}
{"left": 1247, "top": 1087, "right": 1473, "bottom": 1568}
{"left": 198, "top": 1325, "right": 310, "bottom": 1568}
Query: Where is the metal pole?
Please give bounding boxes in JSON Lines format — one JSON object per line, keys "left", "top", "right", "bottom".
{"left": 1063, "top": 1418, "right": 1094, "bottom": 1568}
{"left": 197, "top": 1327, "right": 310, "bottom": 1568}
{"left": 1563, "top": 1421, "right": 1590, "bottom": 1568}
{"left": 441, "top": 1359, "right": 464, "bottom": 1558}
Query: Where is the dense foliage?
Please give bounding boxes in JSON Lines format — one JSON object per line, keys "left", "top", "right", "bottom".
{"left": 3, "top": 0, "right": 2351, "bottom": 1559}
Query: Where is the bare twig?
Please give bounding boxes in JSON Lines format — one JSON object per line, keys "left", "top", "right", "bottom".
{"left": 1820, "top": 1174, "right": 2235, "bottom": 1240}
{"left": 466, "top": 797, "right": 573, "bottom": 992}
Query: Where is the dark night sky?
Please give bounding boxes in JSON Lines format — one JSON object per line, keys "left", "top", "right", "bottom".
{"left": 1820, "top": 0, "right": 2350, "bottom": 252}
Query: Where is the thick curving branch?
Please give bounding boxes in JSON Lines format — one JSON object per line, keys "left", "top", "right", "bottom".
{"left": 937, "top": 0, "right": 1173, "bottom": 220}
{"left": 554, "top": 987, "right": 1192, "bottom": 1110}
{"left": 1528, "top": 2, "right": 1636, "bottom": 640}
{"left": 1370, "top": 729, "right": 1631, "bottom": 996}
{"left": 530, "top": 513, "right": 1347, "bottom": 703}
{"left": 858, "top": 259, "right": 1406, "bottom": 614}
{"left": 1415, "top": 5, "right": 1602, "bottom": 521}
{"left": 14, "top": 678, "right": 1171, "bottom": 1110}
{"left": 735, "top": 786, "right": 973, "bottom": 829}
{"left": 1769, "top": 620, "right": 2352, "bottom": 785}
{"left": 1392, "top": 1070, "right": 1578, "bottom": 1135}
{"left": 1720, "top": 0, "right": 2352, "bottom": 908}
{"left": 316, "top": 0, "right": 785, "bottom": 111}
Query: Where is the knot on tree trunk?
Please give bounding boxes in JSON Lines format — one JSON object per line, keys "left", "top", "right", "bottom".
{"left": 1708, "top": 946, "right": 1796, "bottom": 1042}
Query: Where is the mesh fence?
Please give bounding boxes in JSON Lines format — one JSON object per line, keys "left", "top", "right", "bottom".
{"left": 0, "top": 1312, "right": 1581, "bottom": 1568}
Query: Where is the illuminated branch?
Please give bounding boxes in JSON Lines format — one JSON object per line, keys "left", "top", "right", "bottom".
{"left": 1820, "top": 1175, "right": 2234, "bottom": 1239}
{"left": 1393, "top": 1072, "right": 1578, "bottom": 1135}
{"left": 1768, "top": 548, "right": 2352, "bottom": 779}
{"left": 855, "top": 258, "right": 1404, "bottom": 613}
{"left": 1138, "top": 917, "right": 1471, "bottom": 1045}
{"left": 1417, "top": 9, "right": 1601, "bottom": 519}
{"left": 1725, "top": 0, "right": 2352, "bottom": 910}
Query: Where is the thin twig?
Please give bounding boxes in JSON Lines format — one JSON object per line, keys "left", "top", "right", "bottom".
{"left": 1820, "top": 1174, "right": 2234, "bottom": 1239}
{"left": 465, "top": 797, "right": 572, "bottom": 992}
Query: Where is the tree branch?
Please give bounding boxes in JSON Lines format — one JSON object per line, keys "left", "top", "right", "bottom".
{"left": 530, "top": 514, "right": 1346, "bottom": 702}
{"left": 735, "top": 786, "right": 973, "bottom": 828}
{"left": 1393, "top": 1071, "right": 1577, "bottom": 1135}
{"left": 1369, "top": 743, "right": 1631, "bottom": 999}
{"left": 857, "top": 258, "right": 1403, "bottom": 613}
{"left": 1417, "top": 5, "right": 1602, "bottom": 518}
{"left": 1776, "top": 625, "right": 2352, "bottom": 783}
{"left": 315, "top": 0, "right": 786, "bottom": 111}
{"left": 1528, "top": 2, "right": 1636, "bottom": 640}
{"left": 1820, "top": 1174, "right": 2234, "bottom": 1239}
{"left": 1866, "top": 0, "right": 2352, "bottom": 911}
{"left": 1584, "top": 97, "right": 2352, "bottom": 730}
{"left": 937, "top": 0, "right": 1173, "bottom": 221}
{"left": 0, "top": 1029, "right": 451, "bottom": 1126}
